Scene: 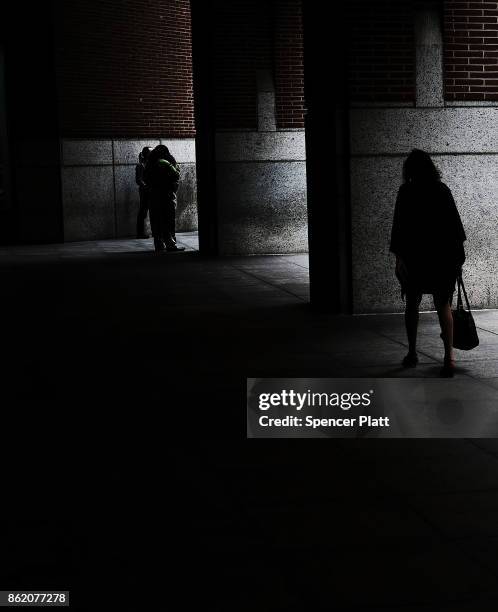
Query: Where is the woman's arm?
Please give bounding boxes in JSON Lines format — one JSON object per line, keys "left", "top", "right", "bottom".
{"left": 395, "top": 255, "right": 409, "bottom": 283}
{"left": 443, "top": 184, "right": 466, "bottom": 267}
{"left": 389, "top": 187, "right": 404, "bottom": 257}
{"left": 446, "top": 185, "right": 466, "bottom": 244}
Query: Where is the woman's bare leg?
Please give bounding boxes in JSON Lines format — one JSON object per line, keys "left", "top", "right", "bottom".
{"left": 435, "top": 295, "right": 454, "bottom": 362}
{"left": 405, "top": 293, "right": 421, "bottom": 356}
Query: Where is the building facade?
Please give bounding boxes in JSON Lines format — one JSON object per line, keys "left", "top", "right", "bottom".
{"left": 1, "top": 0, "right": 497, "bottom": 312}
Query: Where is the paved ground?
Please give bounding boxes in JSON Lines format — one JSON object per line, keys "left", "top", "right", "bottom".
{"left": 1, "top": 234, "right": 498, "bottom": 610}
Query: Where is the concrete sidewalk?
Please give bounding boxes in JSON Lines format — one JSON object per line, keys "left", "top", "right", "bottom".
{"left": 0, "top": 233, "right": 495, "bottom": 388}
{"left": 2, "top": 233, "right": 496, "bottom": 433}
{"left": 2, "top": 235, "right": 498, "bottom": 609}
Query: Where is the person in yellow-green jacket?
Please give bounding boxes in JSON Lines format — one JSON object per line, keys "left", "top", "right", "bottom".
{"left": 135, "top": 146, "right": 151, "bottom": 239}
{"left": 144, "top": 144, "right": 185, "bottom": 252}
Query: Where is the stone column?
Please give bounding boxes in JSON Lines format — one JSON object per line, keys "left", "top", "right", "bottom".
{"left": 415, "top": 2, "right": 444, "bottom": 107}
{"left": 0, "top": 49, "right": 12, "bottom": 215}
{"left": 191, "top": 0, "right": 308, "bottom": 256}
{"left": 257, "top": 69, "right": 277, "bottom": 132}
{"left": 191, "top": 0, "right": 219, "bottom": 255}
{"left": 302, "top": 2, "right": 352, "bottom": 312}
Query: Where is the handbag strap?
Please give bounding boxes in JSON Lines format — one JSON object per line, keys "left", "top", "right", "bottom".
{"left": 457, "top": 274, "right": 472, "bottom": 312}
{"left": 456, "top": 275, "right": 463, "bottom": 309}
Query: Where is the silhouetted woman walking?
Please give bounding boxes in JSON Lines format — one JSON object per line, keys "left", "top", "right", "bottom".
{"left": 390, "top": 149, "right": 466, "bottom": 377}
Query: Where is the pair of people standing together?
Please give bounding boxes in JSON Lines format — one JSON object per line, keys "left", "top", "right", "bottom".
{"left": 136, "top": 145, "right": 184, "bottom": 252}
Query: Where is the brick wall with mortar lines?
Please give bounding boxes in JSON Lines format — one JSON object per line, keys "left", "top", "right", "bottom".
{"left": 214, "top": 0, "right": 304, "bottom": 130}
{"left": 214, "top": 0, "right": 273, "bottom": 130}
{"left": 54, "top": 0, "right": 195, "bottom": 138}
{"left": 347, "top": 0, "right": 415, "bottom": 103}
{"left": 444, "top": 0, "right": 498, "bottom": 101}
{"left": 275, "top": 0, "right": 304, "bottom": 128}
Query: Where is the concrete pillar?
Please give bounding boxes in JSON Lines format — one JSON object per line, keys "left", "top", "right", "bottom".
{"left": 0, "top": 49, "right": 12, "bottom": 214}
{"left": 302, "top": 3, "right": 352, "bottom": 313}
{"left": 191, "top": 0, "right": 307, "bottom": 256}
{"left": 191, "top": 0, "right": 219, "bottom": 255}
{"left": 0, "top": 47, "right": 16, "bottom": 245}
{"left": 1, "top": 4, "right": 63, "bottom": 244}
{"left": 257, "top": 69, "right": 277, "bottom": 132}
{"left": 415, "top": 2, "right": 444, "bottom": 107}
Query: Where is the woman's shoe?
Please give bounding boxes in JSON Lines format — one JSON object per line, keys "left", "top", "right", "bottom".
{"left": 154, "top": 238, "right": 166, "bottom": 252}
{"left": 440, "top": 357, "right": 455, "bottom": 378}
{"left": 402, "top": 352, "right": 419, "bottom": 368}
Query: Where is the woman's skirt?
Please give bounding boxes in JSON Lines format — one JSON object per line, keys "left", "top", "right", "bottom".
{"left": 398, "top": 262, "right": 459, "bottom": 303}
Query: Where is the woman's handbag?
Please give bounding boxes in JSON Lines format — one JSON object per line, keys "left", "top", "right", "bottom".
{"left": 452, "top": 274, "right": 479, "bottom": 351}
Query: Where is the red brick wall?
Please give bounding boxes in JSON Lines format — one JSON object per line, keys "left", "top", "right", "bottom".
{"left": 444, "top": 0, "right": 498, "bottom": 101}
{"left": 347, "top": 0, "right": 415, "bottom": 103}
{"left": 213, "top": 0, "right": 305, "bottom": 130}
{"left": 55, "top": 0, "right": 305, "bottom": 135}
{"left": 275, "top": 0, "right": 305, "bottom": 129}
{"left": 214, "top": 0, "right": 273, "bottom": 130}
{"left": 54, "top": 0, "right": 195, "bottom": 138}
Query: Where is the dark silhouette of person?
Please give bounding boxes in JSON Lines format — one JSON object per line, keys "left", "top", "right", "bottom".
{"left": 135, "top": 147, "right": 151, "bottom": 238}
{"left": 390, "top": 149, "right": 466, "bottom": 378}
{"left": 144, "top": 145, "right": 185, "bottom": 252}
